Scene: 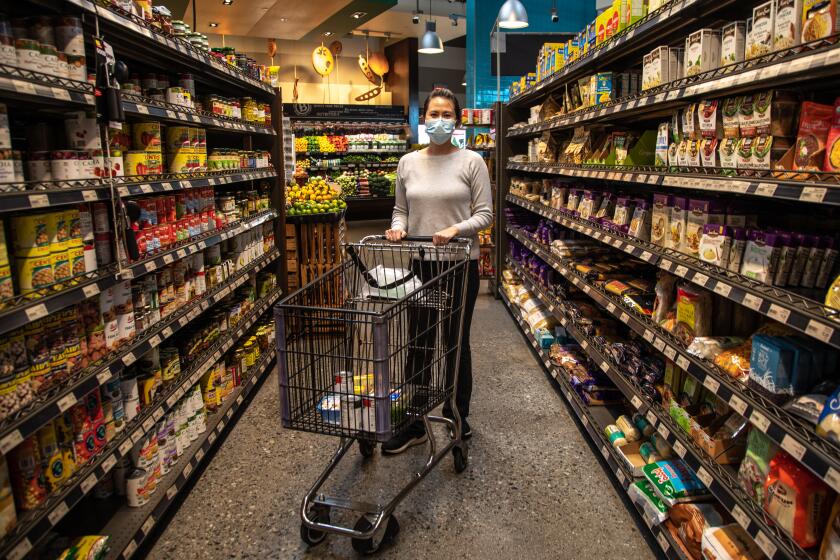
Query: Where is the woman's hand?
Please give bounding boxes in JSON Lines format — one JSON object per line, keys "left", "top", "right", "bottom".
{"left": 385, "top": 228, "right": 407, "bottom": 242}
{"left": 433, "top": 226, "right": 459, "bottom": 246}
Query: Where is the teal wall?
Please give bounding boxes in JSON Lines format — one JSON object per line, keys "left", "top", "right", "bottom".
{"left": 466, "top": 0, "right": 596, "bottom": 108}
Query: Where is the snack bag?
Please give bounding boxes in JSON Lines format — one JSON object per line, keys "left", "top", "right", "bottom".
{"left": 824, "top": 97, "right": 840, "bottom": 172}
{"left": 764, "top": 450, "right": 832, "bottom": 548}
{"left": 643, "top": 460, "right": 711, "bottom": 507}
{"left": 793, "top": 101, "right": 833, "bottom": 171}
{"left": 669, "top": 502, "right": 725, "bottom": 560}
{"left": 816, "top": 385, "right": 840, "bottom": 444}
{"left": 738, "top": 427, "right": 779, "bottom": 505}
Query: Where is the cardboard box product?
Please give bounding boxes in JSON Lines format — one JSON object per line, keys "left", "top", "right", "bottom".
{"left": 746, "top": 1, "right": 776, "bottom": 59}
{"left": 619, "top": 0, "right": 647, "bottom": 30}
{"left": 802, "top": 0, "right": 839, "bottom": 43}
{"left": 720, "top": 21, "right": 747, "bottom": 66}
{"left": 684, "top": 29, "right": 721, "bottom": 77}
{"left": 643, "top": 46, "right": 670, "bottom": 90}
{"left": 668, "top": 47, "right": 684, "bottom": 83}
{"left": 775, "top": 0, "right": 803, "bottom": 50}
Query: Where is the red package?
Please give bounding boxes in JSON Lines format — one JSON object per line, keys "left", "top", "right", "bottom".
{"left": 8, "top": 436, "right": 46, "bottom": 511}
{"left": 794, "top": 101, "right": 834, "bottom": 171}
{"left": 764, "top": 450, "right": 833, "bottom": 548}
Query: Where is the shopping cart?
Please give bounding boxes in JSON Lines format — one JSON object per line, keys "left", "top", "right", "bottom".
{"left": 274, "top": 235, "right": 471, "bottom": 553}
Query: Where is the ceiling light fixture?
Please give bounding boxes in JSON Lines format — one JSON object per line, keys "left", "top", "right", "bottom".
{"left": 461, "top": 73, "right": 467, "bottom": 86}
{"left": 278, "top": 16, "right": 288, "bottom": 22}
{"left": 209, "top": 21, "right": 219, "bottom": 27}
{"left": 418, "top": 0, "right": 443, "bottom": 54}
{"left": 222, "top": 0, "right": 232, "bottom": 4}
{"left": 497, "top": 0, "right": 529, "bottom": 28}
{"left": 551, "top": 0, "right": 558, "bottom": 22}
{"left": 351, "top": 11, "right": 367, "bottom": 19}
{"left": 323, "top": 31, "right": 333, "bottom": 36}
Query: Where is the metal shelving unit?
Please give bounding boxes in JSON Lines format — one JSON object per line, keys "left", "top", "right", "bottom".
{"left": 0, "top": 0, "right": 285, "bottom": 553}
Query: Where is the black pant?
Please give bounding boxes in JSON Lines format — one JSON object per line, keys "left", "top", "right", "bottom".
{"left": 404, "top": 259, "right": 479, "bottom": 434}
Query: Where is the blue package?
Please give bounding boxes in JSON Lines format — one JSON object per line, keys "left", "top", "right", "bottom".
{"left": 817, "top": 386, "right": 840, "bottom": 444}
{"left": 749, "top": 334, "right": 795, "bottom": 395}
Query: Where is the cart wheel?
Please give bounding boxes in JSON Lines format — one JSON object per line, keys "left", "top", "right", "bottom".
{"left": 453, "top": 445, "right": 468, "bottom": 473}
{"left": 300, "top": 506, "right": 330, "bottom": 547}
{"left": 358, "top": 440, "right": 376, "bottom": 458}
{"left": 351, "top": 515, "right": 400, "bottom": 554}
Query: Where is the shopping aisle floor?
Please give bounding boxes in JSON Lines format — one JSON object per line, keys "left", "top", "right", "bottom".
{"left": 147, "top": 292, "right": 659, "bottom": 560}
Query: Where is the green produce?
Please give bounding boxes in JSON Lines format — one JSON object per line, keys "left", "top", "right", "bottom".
{"left": 368, "top": 171, "right": 392, "bottom": 197}
{"left": 335, "top": 172, "right": 358, "bottom": 197}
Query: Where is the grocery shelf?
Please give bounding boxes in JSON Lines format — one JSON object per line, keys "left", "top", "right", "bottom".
{"left": 499, "top": 289, "right": 688, "bottom": 560}
{"left": 296, "top": 150, "right": 407, "bottom": 156}
{"left": 115, "top": 168, "right": 277, "bottom": 197}
{"left": 0, "top": 248, "right": 280, "bottom": 461}
{"left": 121, "top": 209, "right": 277, "bottom": 280}
{"left": 506, "top": 162, "right": 840, "bottom": 206}
{"left": 507, "top": 0, "right": 728, "bottom": 107}
{"left": 0, "top": 288, "right": 282, "bottom": 560}
{"left": 503, "top": 259, "right": 811, "bottom": 560}
{"left": 506, "top": 195, "right": 840, "bottom": 350}
{"left": 508, "top": 37, "right": 840, "bottom": 137}
{"left": 105, "top": 346, "right": 276, "bottom": 560}
{"left": 505, "top": 225, "right": 840, "bottom": 500}
{"left": 305, "top": 162, "right": 399, "bottom": 172}
{"left": 0, "top": 264, "right": 121, "bottom": 339}
{"left": 122, "top": 94, "right": 275, "bottom": 136}
{"left": 0, "top": 180, "right": 111, "bottom": 212}
{"left": 63, "top": 0, "right": 273, "bottom": 96}
{"left": 0, "top": 64, "right": 95, "bottom": 108}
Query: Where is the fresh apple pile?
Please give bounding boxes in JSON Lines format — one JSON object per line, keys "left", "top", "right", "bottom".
{"left": 286, "top": 177, "right": 346, "bottom": 217}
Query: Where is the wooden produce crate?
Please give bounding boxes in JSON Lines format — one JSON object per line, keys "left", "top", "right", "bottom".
{"left": 287, "top": 217, "right": 345, "bottom": 304}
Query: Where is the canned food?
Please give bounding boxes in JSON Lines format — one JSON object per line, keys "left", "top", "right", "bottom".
{"left": 132, "top": 122, "right": 161, "bottom": 152}
{"left": 55, "top": 16, "right": 84, "bottom": 55}
{"left": 166, "top": 126, "right": 191, "bottom": 151}
{"left": 54, "top": 52, "right": 68, "bottom": 79}
{"left": 94, "top": 232, "right": 112, "bottom": 265}
{"left": 67, "top": 245, "right": 85, "bottom": 276}
{"left": 65, "top": 54, "right": 86, "bottom": 81}
{"left": 15, "top": 38, "right": 41, "bottom": 72}
{"left": 12, "top": 213, "right": 52, "bottom": 257}
{"left": 0, "top": 104, "right": 9, "bottom": 149}
{"left": 17, "top": 254, "right": 54, "bottom": 294}
{"left": 27, "top": 151, "right": 51, "bottom": 182}
{"left": 0, "top": 149, "right": 14, "bottom": 183}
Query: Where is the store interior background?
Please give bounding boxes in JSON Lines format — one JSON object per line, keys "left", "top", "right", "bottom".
{"left": 163, "top": 0, "right": 607, "bottom": 238}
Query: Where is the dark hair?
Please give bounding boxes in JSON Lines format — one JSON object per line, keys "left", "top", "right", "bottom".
{"left": 422, "top": 87, "right": 461, "bottom": 122}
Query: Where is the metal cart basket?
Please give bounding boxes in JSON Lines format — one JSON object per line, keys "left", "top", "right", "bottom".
{"left": 274, "top": 235, "right": 472, "bottom": 553}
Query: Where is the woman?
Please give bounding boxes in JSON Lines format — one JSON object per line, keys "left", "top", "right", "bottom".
{"left": 382, "top": 87, "right": 493, "bottom": 455}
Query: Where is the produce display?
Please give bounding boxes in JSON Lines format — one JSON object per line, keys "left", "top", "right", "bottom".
{"left": 366, "top": 171, "right": 394, "bottom": 197}
{"left": 285, "top": 177, "right": 346, "bottom": 217}
{"left": 294, "top": 133, "right": 405, "bottom": 154}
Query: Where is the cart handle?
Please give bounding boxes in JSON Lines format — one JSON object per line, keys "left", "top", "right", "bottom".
{"left": 359, "top": 234, "right": 472, "bottom": 245}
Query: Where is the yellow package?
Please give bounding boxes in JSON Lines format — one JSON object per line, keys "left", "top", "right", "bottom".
{"left": 354, "top": 373, "right": 374, "bottom": 396}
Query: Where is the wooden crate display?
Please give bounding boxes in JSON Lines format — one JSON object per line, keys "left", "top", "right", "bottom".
{"left": 287, "top": 218, "right": 345, "bottom": 300}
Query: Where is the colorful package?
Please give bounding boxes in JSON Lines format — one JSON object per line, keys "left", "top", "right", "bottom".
{"left": 764, "top": 450, "right": 832, "bottom": 548}
{"left": 738, "top": 427, "right": 779, "bottom": 505}
{"left": 793, "top": 101, "right": 834, "bottom": 171}
{"left": 670, "top": 503, "right": 725, "bottom": 559}
{"left": 629, "top": 480, "right": 669, "bottom": 525}
{"left": 702, "top": 524, "right": 765, "bottom": 560}
{"left": 643, "top": 460, "right": 711, "bottom": 506}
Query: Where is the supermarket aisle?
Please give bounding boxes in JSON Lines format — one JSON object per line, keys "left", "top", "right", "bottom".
{"left": 147, "top": 294, "right": 658, "bottom": 560}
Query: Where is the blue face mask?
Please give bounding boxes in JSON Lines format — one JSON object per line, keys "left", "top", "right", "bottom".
{"left": 426, "top": 118, "right": 456, "bottom": 145}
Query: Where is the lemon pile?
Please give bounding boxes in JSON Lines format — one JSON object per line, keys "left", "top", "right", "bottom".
{"left": 286, "top": 177, "right": 347, "bottom": 217}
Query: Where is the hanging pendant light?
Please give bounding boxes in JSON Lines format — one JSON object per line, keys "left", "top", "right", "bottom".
{"left": 418, "top": 0, "right": 443, "bottom": 54}
{"left": 498, "top": 0, "right": 529, "bottom": 29}
{"left": 419, "top": 21, "right": 444, "bottom": 53}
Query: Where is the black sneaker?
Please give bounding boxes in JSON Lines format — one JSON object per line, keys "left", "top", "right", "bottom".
{"left": 381, "top": 430, "right": 428, "bottom": 455}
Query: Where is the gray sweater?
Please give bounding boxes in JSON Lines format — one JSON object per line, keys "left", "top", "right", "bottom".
{"left": 391, "top": 149, "right": 494, "bottom": 259}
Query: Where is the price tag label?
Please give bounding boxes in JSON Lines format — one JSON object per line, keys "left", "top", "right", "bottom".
{"left": 692, "top": 273, "right": 710, "bottom": 287}
{"left": 581, "top": 339, "right": 588, "bottom": 349}
{"left": 82, "top": 282, "right": 101, "bottom": 298}
{"left": 673, "top": 439, "right": 687, "bottom": 458}
{"left": 166, "top": 393, "right": 178, "bottom": 408}
{"left": 755, "top": 183, "right": 778, "bottom": 197}
{"left": 57, "top": 393, "right": 77, "bottom": 412}
{"left": 801, "top": 186, "right": 827, "bottom": 203}
{"left": 600, "top": 446, "right": 609, "bottom": 460}
{"left": 144, "top": 260, "right": 157, "bottom": 273}
{"left": 653, "top": 338, "right": 666, "bottom": 352}
{"left": 728, "top": 394, "right": 748, "bottom": 416}
{"left": 646, "top": 410, "right": 658, "bottom": 426}
{"left": 209, "top": 431, "right": 217, "bottom": 445}
{"left": 619, "top": 313, "right": 629, "bottom": 324}
{"left": 631, "top": 396, "right": 643, "bottom": 409}
{"left": 780, "top": 434, "right": 806, "bottom": 461}
{"left": 25, "top": 303, "right": 49, "bottom": 321}
{"left": 675, "top": 356, "right": 690, "bottom": 371}
{"left": 0, "top": 430, "right": 23, "bottom": 455}
{"left": 640, "top": 251, "right": 654, "bottom": 262}
{"left": 695, "top": 467, "right": 713, "bottom": 488}
{"left": 153, "top": 407, "right": 164, "bottom": 421}
{"left": 8, "top": 538, "right": 33, "bottom": 560}
{"left": 136, "top": 104, "right": 150, "bottom": 115}
{"left": 182, "top": 462, "right": 193, "bottom": 478}
{"left": 122, "top": 540, "right": 138, "bottom": 560}
{"left": 674, "top": 265, "right": 689, "bottom": 277}
{"left": 82, "top": 190, "right": 99, "bottom": 201}
{"left": 161, "top": 182, "right": 173, "bottom": 191}
{"left": 162, "top": 254, "right": 174, "bottom": 265}
{"left": 607, "top": 303, "right": 617, "bottom": 313}
{"left": 122, "top": 352, "right": 137, "bottom": 367}
{"left": 28, "top": 194, "right": 49, "bottom": 208}
{"left": 742, "top": 294, "right": 763, "bottom": 311}
{"left": 616, "top": 469, "right": 626, "bottom": 484}
{"left": 139, "top": 184, "right": 153, "bottom": 194}
{"left": 162, "top": 327, "right": 173, "bottom": 339}
{"left": 148, "top": 334, "right": 162, "bottom": 348}
{"left": 48, "top": 500, "right": 70, "bottom": 526}
{"left": 703, "top": 376, "right": 721, "bottom": 394}
{"left": 196, "top": 448, "right": 205, "bottom": 462}
{"left": 600, "top": 361, "right": 609, "bottom": 372}
{"left": 825, "top": 467, "right": 840, "bottom": 494}
{"left": 102, "top": 453, "right": 118, "bottom": 472}
{"left": 583, "top": 285, "right": 591, "bottom": 294}
{"left": 806, "top": 320, "right": 835, "bottom": 343}
{"left": 767, "top": 304, "right": 791, "bottom": 324}
{"left": 12, "top": 80, "right": 38, "bottom": 96}
{"left": 713, "top": 282, "right": 732, "bottom": 297}
{"left": 166, "top": 484, "right": 178, "bottom": 500}
{"left": 656, "top": 532, "right": 670, "bottom": 552}
{"left": 731, "top": 504, "right": 750, "bottom": 529}
{"left": 754, "top": 532, "right": 777, "bottom": 559}
{"left": 80, "top": 473, "right": 97, "bottom": 493}
{"left": 131, "top": 429, "right": 144, "bottom": 444}
{"left": 119, "top": 438, "right": 134, "bottom": 457}
{"left": 657, "top": 423, "right": 670, "bottom": 439}
{"left": 643, "top": 330, "right": 654, "bottom": 342}
{"left": 176, "top": 249, "right": 187, "bottom": 259}
{"left": 664, "top": 346, "right": 677, "bottom": 360}
{"left": 750, "top": 410, "right": 771, "bottom": 432}
{"left": 142, "top": 416, "right": 155, "bottom": 433}
{"left": 141, "top": 515, "right": 156, "bottom": 535}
